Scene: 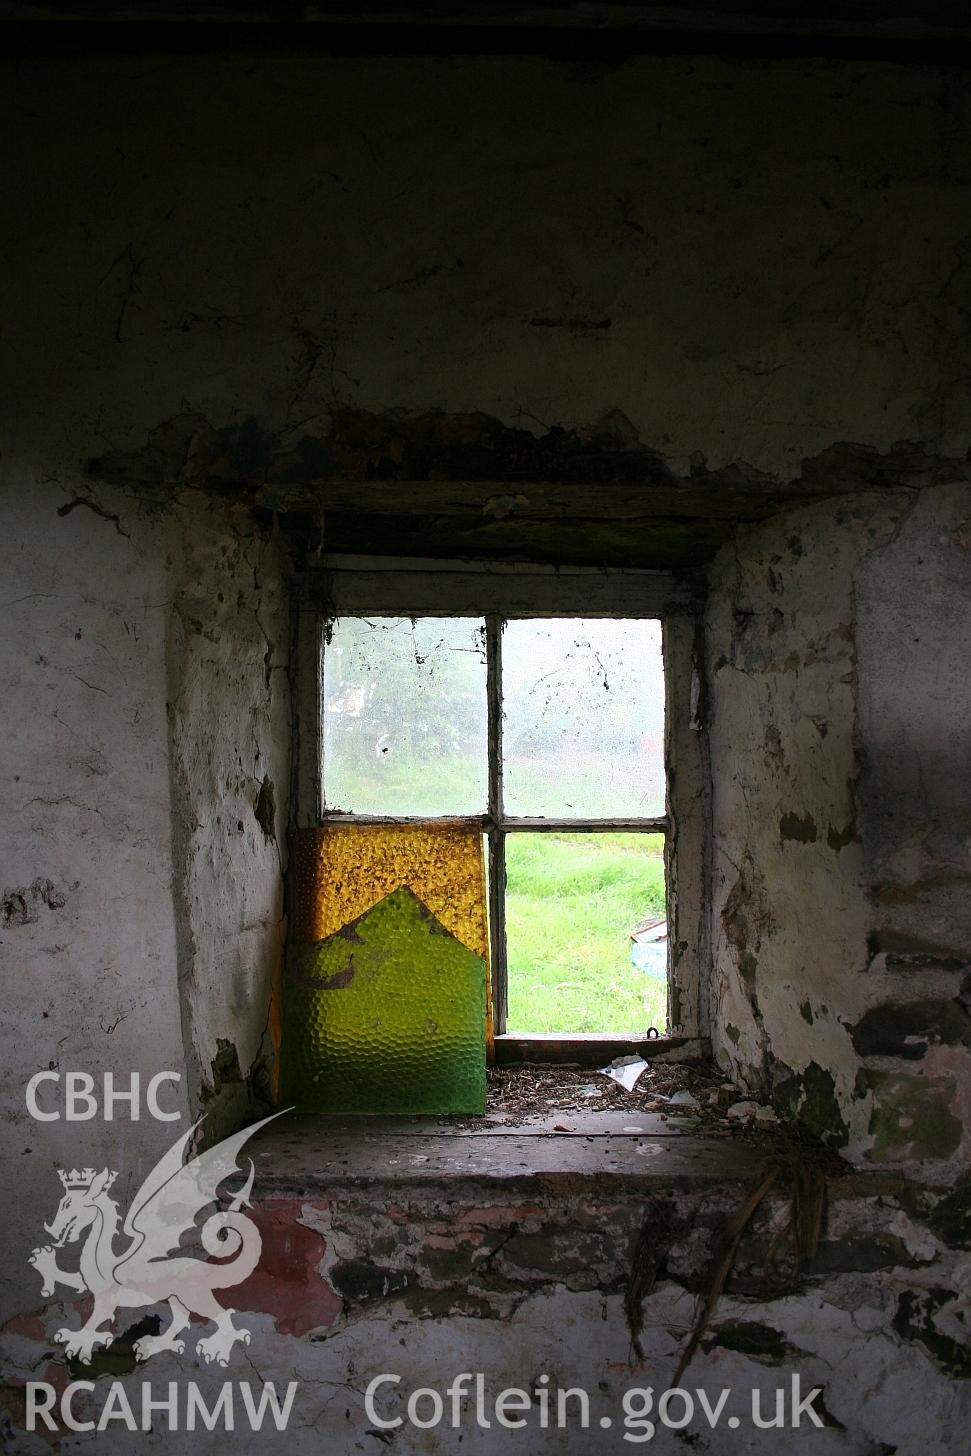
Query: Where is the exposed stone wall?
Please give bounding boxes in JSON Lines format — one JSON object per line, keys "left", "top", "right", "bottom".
{"left": 706, "top": 484, "right": 971, "bottom": 1176}
{"left": 3, "top": 1172, "right": 969, "bottom": 1452}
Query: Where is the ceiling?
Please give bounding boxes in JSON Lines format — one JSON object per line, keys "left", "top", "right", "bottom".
{"left": 5, "top": 0, "right": 971, "bottom": 51}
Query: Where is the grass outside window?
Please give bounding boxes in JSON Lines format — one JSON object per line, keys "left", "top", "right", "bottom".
{"left": 505, "top": 832, "right": 666, "bottom": 1034}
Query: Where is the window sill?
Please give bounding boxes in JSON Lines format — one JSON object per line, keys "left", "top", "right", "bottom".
{"left": 251, "top": 1108, "right": 768, "bottom": 1193}
{"left": 493, "top": 1033, "right": 707, "bottom": 1065}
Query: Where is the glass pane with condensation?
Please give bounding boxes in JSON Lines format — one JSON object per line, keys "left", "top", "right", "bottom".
{"left": 282, "top": 825, "right": 488, "bottom": 1115}
{"left": 322, "top": 617, "right": 488, "bottom": 815}
{"left": 505, "top": 831, "right": 667, "bottom": 1034}
{"left": 502, "top": 619, "right": 665, "bottom": 818}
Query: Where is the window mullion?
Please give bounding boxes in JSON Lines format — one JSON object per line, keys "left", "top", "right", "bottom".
{"left": 486, "top": 614, "right": 506, "bottom": 1036}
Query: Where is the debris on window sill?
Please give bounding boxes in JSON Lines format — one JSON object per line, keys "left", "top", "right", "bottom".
{"left": 599, "top": 1054, "right": 651, "bottom": 1091}
{"left": 453, "top": 1061, "right": 782, "bottom": 1139}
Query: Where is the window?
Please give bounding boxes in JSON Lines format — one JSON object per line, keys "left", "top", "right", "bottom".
{"left": 319, "top": 614, "right": 668, "bottom": 1038}
{"left": 287, "top": 557, "right": 707, "bottom": 1100}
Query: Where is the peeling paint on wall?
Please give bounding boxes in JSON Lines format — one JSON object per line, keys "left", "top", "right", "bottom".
{"left": 707, "top": 485, "right": 971, "bottom": 1175}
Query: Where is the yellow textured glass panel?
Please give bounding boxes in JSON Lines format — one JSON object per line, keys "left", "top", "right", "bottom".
{"left": 291, "top": 824, "right": 489, "bottom": 958}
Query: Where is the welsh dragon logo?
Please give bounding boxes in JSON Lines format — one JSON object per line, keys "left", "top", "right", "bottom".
{"left": 29, "top": 1113, "right": 283, "bottom": 1368}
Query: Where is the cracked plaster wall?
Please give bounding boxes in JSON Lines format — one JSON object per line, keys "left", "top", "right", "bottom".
{"left": 0, "top": 476, "right": 291, "bottom": 1325}
{"left": 706, "top": 484, "right": 971, "bottom": 1178}
{"left": 165, "top": 502, "right": 290, "bottom": 1143}
{"left": 0, "top": 478, "right": 190, "bottom": 1327}
{"left": 3, "top": 52, "right": 971, "bottom": 483}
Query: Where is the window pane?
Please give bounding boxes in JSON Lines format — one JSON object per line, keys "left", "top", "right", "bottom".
{"left": 502, "top": 618, "right": 665, "bottom": 818}
{"left": 322, "top": 616, "right": 488, "bottom": 815}
{"left": 505, "top": 832, "right": 667, "bottom": 1033}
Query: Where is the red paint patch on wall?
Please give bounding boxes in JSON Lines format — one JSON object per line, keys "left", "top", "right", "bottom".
{"left": 231, "top": 1201, "right": 342, "bottom": 1336}
{"left": 40, "top": 1362, "right": 69, "bottom": 1398}
{"left": 423, "top": 1231, "right": 484, "bottom": 1251}
{"left": 382, "top": 1205, "right": 412, "bottom": 1224}
{"left": 2, "top": 1313, "right": 46, "bottom": 1340}
{"left": 0, "top": 1364, "right": 70, "bottom": 1448}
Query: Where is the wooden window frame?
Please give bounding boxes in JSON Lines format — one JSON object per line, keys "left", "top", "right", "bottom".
{"left": 292, "top": 556, "right": 710, "bottom": 1063}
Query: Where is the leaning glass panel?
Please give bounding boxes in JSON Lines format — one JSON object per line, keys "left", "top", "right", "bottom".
{"left": 283, "top": 824, "right": 489, "bottom": 1114}
{"left": 322, "top": 616, "right": 488, "bottom": 816}
{"left": 502, "top": 618, "right": 665, "bottom": 818}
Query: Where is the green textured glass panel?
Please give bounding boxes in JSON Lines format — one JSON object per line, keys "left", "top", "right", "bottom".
{"left": 282, "top": 886, "right": 486, "bottom": 1115}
